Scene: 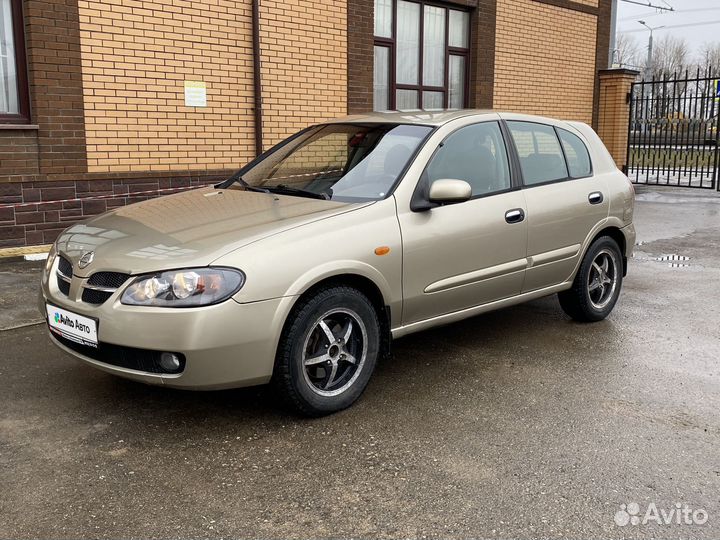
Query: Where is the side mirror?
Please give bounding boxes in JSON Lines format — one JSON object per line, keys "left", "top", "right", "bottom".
{"left": 428, "top": 179, "right": 472, "bottom": 205}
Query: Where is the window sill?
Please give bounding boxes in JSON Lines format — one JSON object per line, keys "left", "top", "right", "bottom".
{"left": 0, "top": 123, "right": 39, "bottom": 130}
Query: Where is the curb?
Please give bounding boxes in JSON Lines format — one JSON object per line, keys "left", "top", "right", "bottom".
{"left": 0, "top": 244, "right": 51, "bottom": 264}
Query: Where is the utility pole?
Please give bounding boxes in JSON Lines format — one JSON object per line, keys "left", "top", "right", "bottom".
{"left": 638, "top": 20, "right": 665, "bottom": 74}
{"left": 609, "top": 0, "right": 618, "bottom": 66}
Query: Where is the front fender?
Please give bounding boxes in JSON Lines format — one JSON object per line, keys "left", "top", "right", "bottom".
{"left": 284, "top": 259, "right": 394, "bottom": 301}
{"left": 214, "top": 196, "right": 403, "bottom": 317}
{"left": 283, "top": 260, "right": 399, "bottom": 329}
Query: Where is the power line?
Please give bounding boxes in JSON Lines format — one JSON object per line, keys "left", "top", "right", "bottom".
{"left": 620, "top": 0, "right": 674, "bottom": 11}
{"left": 619, "top": 7, "right": 720, "bottom": 22}
{"left": 621, "top": 19, "right": 720, "bottom": 32}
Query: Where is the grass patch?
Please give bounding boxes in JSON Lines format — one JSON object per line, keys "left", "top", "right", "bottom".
{"left": 629, "top": 147, "right": 718, "bottom": 168}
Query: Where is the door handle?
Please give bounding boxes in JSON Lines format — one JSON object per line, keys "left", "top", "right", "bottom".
{"left": 588, "top": 191, "right": 604, "bottom": 205}
{"left": 505, "top": 208, "right": 525, "bottom": 224}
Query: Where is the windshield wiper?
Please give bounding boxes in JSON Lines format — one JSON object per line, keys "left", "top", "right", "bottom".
{"left": 216, "top": 171, "right": 270, "bottom": 194}
{"left": 217, "top": 173, "right": 329, "bottom": 200}
{"left": 265, "top": 184, "right": 330, "bottom": 200}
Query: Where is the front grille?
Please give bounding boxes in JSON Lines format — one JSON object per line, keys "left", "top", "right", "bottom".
{"left": 57, "top": 277, "right": 71, "bottom": 296}
{"left": 82, "top": 288, "right": 113, "bottom": 305}
{"left": 56, "top": 255, "right": 73, "bottom": 297}
{"left": 87, "top": 272, "right": 131, "bottom": 288}
{"left": 81, "top": 271, "right": 131, "bottom": 305}
{"left": 58, "top": 256, "right": 72, "bottom": 278}
{"left": 53, "top": 334, "right": 186, "bottom": 375}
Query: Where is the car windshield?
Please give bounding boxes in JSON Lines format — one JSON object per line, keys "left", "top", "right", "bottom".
{"left": 235, "top": 123, "right": 433, "bottom": 202}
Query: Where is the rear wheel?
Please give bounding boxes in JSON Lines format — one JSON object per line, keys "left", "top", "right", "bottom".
{"left": 273, "top": 286, "right": 380, "bottom": 416}
{"left": 558, "top": 236, "right": 623, "bottom": 322}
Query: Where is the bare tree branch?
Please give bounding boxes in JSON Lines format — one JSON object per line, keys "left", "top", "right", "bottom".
{"left": 695, "top": 42, "right": 720, "bottom": 76}
{"left": 615, "top": 33, "right": 642, "bottom": 69}
{"left": 646, "top": 35, "right": 690, "bottom": 78}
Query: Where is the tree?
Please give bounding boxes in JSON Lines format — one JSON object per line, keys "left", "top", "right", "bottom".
{"left": 614, "top": 33, "right": 642, "bottom": 69}
{"left": 692, "top": 42, "right": 720, "bottom": 122}
{"left": 695, "top": 42, "right": 720, "bottom": 76}
{"left": 645, "top": 34, "right": 690, "bottom": 79}
{"left": 637, "top": 35, "right": 690, "bottom": 119}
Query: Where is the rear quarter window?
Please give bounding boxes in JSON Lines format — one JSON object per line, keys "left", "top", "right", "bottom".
{"left": 558, "top": 128, "right": 592, "bottom": 178}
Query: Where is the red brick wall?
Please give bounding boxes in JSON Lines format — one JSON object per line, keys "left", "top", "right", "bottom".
{"left": 0, "top": 176, "right": 221, "bottom": 247}
{"left": 24, "top": 0, "right": 88, "bottom": 178}
{"left": 0, "top": 0, "right": 87, "bottom": 187}
{"left": 347, "top": 0, "right": 374, "bottom": 114}
{"left": 0, "top": 0, "right": 237, "bottom": 247}
{"left": 470, "top": 0, "right": 496, "bottom": 109}
{"left": 0, "top": 130, "right": 40, "bottom": 181}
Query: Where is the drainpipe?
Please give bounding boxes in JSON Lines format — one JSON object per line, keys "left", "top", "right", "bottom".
{"left": 251, "top": 0, "right": 264, "bottom": 156}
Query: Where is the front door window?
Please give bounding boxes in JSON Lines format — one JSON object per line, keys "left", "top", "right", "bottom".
{"left": 425, "top": 122, "right": 511, "bottom": 196}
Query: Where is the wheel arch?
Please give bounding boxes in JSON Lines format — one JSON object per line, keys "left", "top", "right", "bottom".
{"left": 282, "top": 273, "right": 393, "bottom": 360}
{"left": 586, "top": 225, "right": 628, "bottom": 276}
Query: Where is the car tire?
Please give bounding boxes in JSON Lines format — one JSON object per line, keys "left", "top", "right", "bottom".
{"left": 272, "top": 286, "right": 381, "bottom": 416}
{"left": 558, "top": 236, "right": 623, "bottom": 322}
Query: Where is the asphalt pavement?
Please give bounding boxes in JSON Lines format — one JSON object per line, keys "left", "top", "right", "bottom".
{"left": 1, "top": 186, "right": 719, "bottom": 539}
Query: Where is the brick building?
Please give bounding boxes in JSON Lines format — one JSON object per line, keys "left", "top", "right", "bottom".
{"left": 0, "top": 0, "right": 613, "bottom": 247}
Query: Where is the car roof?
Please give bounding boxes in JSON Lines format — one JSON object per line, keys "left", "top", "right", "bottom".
{"left": 327, "top": 109, "right": 495, "bottom": 126}
{"left": 326, "top": 109, "right": 584, "bottom": 128}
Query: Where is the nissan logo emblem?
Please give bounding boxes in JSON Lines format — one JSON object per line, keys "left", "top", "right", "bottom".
{"left": 78, "top": 251, "right": 95, "bottom": 269}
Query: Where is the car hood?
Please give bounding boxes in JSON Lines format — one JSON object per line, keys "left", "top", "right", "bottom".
{"left": 56, "top": 187, "right": 365, "bottom": 276}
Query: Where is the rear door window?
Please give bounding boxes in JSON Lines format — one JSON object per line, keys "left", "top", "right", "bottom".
{"left": 508, "top": 121, "right": 568, "bottom": 186}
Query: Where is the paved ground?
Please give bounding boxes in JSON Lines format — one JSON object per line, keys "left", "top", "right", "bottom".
{"left": 1, "top": 187, "right": 719, "bottom": 539}
{"left": 0, "top": 260, "right": 48, "bottom": 332}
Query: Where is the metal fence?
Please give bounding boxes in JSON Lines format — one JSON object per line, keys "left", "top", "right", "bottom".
{"left": 626, "top": 69, "right": 720, "bottom": 190}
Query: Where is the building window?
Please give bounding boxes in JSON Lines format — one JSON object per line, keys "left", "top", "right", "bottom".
{"left": 373, "top": 0, "right": 470, "bottom": 111}
{"left": 0, "top": 0, "right": 29, "bottom": 123}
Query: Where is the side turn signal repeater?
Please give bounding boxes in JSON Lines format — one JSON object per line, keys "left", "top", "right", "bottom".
{"left": 374, "top": 246, "right": 390, "bottom": 256}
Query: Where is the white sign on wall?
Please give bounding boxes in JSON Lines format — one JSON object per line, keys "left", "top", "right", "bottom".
{"left": 184, "top": 81, "right": 207, "bottom": 107}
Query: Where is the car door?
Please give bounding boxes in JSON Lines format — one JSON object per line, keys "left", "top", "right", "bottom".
{"left": 505, "top": 120, "right": 609, "bottom": 292}
{"left": 397, "top": 121, "right": 528, "bottom": 325}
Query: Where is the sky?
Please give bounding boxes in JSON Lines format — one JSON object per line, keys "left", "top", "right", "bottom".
{"left": 616, "top": 0, "right": 720, "bottom": 58}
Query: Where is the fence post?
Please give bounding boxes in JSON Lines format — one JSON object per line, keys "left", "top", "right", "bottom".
{"left": 597, "top": 69, "right": 640, "bottom": 170}
{"left": 714, "top": 75, "right": 720, "bottom": 191}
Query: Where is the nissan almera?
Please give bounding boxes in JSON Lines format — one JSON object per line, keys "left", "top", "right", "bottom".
{"left": 40, "top": 110, "right": 635, "bottom": 416}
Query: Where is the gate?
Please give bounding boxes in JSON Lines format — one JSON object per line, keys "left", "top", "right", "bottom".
{"left": 626, "top": 69, "right": 720, "bottom": 190}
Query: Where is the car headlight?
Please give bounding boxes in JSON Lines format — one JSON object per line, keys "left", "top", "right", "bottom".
{"left": 120, "top": 267, "right": 245, "bottom": 307}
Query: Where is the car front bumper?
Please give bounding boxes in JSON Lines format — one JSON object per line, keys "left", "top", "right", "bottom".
{"left": 40, "top": 278, "right": 292, "bottom": 390}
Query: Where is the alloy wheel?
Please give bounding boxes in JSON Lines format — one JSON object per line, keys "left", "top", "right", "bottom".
{"left": 587, "top": 248, "right": 619, "bottom": 310}
{"left": 301, "top": 308, "right": 367, "bottom": 397}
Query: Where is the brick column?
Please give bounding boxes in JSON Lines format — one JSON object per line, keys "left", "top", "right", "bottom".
{"left": 347, "top": 0, "right": 374, "bottom": 114}
{"left": 597, "top": 69, "right": 639, "bottom": 170}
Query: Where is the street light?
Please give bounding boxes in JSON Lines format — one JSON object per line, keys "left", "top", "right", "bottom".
{"left": 638, "top": 20, "right": 665, "bottom": 70}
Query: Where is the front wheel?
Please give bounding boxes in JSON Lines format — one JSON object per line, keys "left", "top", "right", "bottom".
{"left": 558, "top": 236, "right": 623, "bottom": 322}
{"left": 272, "top": 286, "right": 380, "bottom": 416}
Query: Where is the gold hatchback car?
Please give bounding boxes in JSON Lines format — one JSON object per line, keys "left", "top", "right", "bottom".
{"left": 41, "top": 110, "right": 635, "bottom": 415}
